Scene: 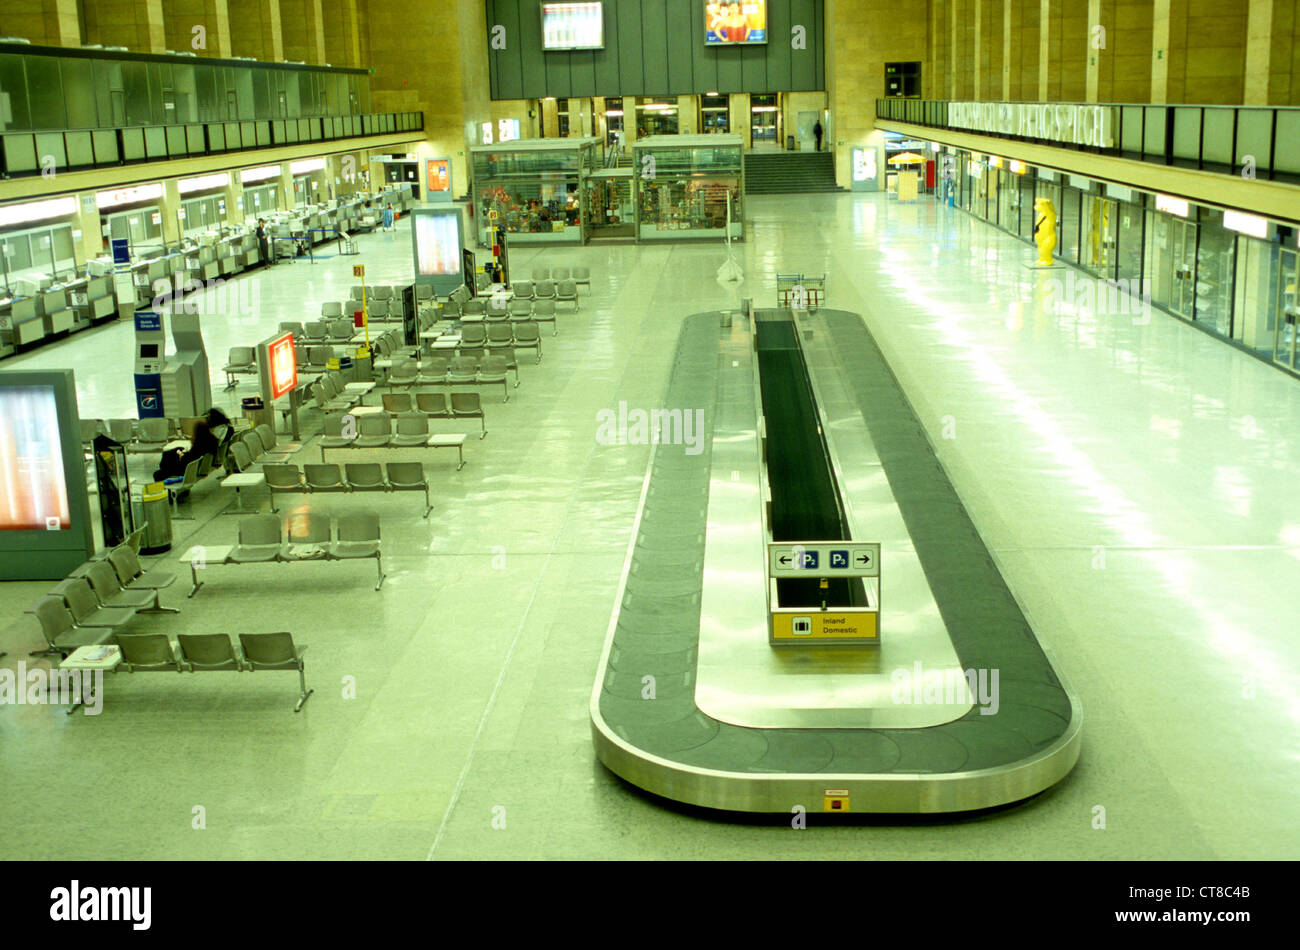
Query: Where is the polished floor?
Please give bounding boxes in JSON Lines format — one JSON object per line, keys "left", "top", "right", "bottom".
{"left": 1, "top": 193, "right": 1298, "bottom": 859}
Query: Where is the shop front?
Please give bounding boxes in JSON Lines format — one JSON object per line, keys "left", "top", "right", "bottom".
{"left": 470, "top": 137, "right": 601, "bottom": 245}
{"left": 632, "top": 134, "right": 744, "bottom": 241}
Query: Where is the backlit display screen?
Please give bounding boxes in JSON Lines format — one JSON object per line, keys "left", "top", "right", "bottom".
{"left": 705, "top": 1, "right": 767, "bottom": 45}
{"left": 541, "top": 2, "right": 604, "bottom": 50}
{"left": 414, "top": 212, "right": 463, "bottom": 277}
{"left": 267, "top": 333, "right": 297, "bottom": 400}
{"left": 0, "top": 386, "right": 71, "bottom": 531}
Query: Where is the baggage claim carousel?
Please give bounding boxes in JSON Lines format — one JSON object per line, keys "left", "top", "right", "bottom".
{"left": 590, "top": 308, "right": 1082, "bottom": 814}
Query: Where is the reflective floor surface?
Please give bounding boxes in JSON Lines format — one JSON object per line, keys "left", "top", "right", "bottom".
{"left": 1, "top": 193, "right": 1297, "bottom": 858}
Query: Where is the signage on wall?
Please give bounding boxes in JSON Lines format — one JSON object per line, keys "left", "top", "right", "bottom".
{"left": 947, "top": 102, "right": 1117, "bottom": 149}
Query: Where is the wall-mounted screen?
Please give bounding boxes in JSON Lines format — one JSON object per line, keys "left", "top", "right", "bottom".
{"left": 0, "top": 385, "right": 71, "bottom": 531}
{"left": 541, "top": 2, "right": 604, "bottom": 50}
{"left": 705, "top": 1, "right": 767, "bottom": 45}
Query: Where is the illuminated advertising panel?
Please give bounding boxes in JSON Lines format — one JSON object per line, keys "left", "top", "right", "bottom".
{"left": 0, "top": 386, "right": 70, "bottom": 531}
{"left": 267, "top": 333, "right": 297, "bottom": 400}
{"left": 411, "top": 207, "right": 466, "bottom": 295}
{"left": 705, "top": 1, "right": 767, "bottom": 45}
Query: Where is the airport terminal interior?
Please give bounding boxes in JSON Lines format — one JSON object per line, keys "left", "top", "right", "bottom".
{"left": 0, "top": 0, "right": 1298, "bottom": 860}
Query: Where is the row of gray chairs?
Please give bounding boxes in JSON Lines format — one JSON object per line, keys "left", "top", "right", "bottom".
{"left": 320, "top": 406, "right": 482, "bottom": 455}
{"left": 509, "top": 279, "right": 578, "bottom": 309}
{"left": 382, "top": 354, "right": 512, "bottom": 400}
{"left": 231, "top": 511, "right": 385, "bottom": 590}
{"left": 265, "top": 461, "right": 432, "bottom": 517}
{"left": 30, "top": 544, "right": 179, "bottom": 658}
{"left": 83, "top": 417, "right": 175, "bottom": 451}
{"left": 457, "top": 323, "right": 542, "bottom": 358}
{"left": 379, "top": 391, "right": 487, "bottom": 436}
{"left": 115, "top": 631, "right": 313, "bottom": 712}
{"left": 529, "top": 265, "right": 590, "bottom": 285}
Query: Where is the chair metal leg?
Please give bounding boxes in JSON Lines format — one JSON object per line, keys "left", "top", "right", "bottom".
{"left": 141, "top": 590, "right": 180, "bottom": 614}
{"left": 294, "top": 665, "right": 313, "bottom": 712}
{"left": 375, "top": 555, "right": 385, "bottom": 591}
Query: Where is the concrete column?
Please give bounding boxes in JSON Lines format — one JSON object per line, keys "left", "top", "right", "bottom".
{"left": 1244, "top": 0, "right": 1273, "bottom": 105}
{"left": 1003, "top": 0, "right": 1013, "bottom": 99}
{"left": 541, "top": 99, "right": 559, "bottom": 138}
{"left": 973, "top": 0, "right": 983, "bottom": 99}
{"left": 73, "top": 193, "right": 104, "bottom": 266}
{"left": 677, "top": 95, "right": 699, "bottom": 135}
{"left": 279, "top": 166, "right": 295, "bottom": 210}
{"left": 228, "top": 0, "right": 283, "bottom": 61}
{"left": 1038, "top": 0, "right": 1052, "bottom": 99}
{"left": 46, "top": 0, "right": 82, "bottom": 46}
{"left": 730, "top": 94, "right": 749, "bottom": 148}
{"left": 222, "top": 176, "right": 243, "bottom": 227}
{"left": 622, "top": 97, "right": 637, "bottom": 143}
{"left": 159, "top": 180, "right": 182, "bottom": 247}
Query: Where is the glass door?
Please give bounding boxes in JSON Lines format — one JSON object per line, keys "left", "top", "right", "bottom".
{"left": 1274, "top": 249, "right": 1298, "bottom": 371}
{"left": 585, "top": 174, "right": 634, "bottom": 238}
{"left": 1081, "top": 195, "right": 1117, "bottom": 279}
{"left": 750, "top": 94, "right": 779, "bottom": 148}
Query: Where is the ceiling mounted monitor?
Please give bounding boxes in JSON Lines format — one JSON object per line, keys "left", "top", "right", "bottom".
{"left": 705, "top": 1, "right": 768, "bottom": 45}
{"left": 541, "top": 2, "right": 604, "bottom": 51}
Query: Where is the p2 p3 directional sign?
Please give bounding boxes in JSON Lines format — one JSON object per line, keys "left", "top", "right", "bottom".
{"left": 767, "top": 541, "right": 880, "bottom": 578}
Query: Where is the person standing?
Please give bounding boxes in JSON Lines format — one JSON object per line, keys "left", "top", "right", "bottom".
{"left": 382, "top": 203, "right": 395, "bottom": 231}
{"left": 813, "top": 120, "right": 823, "bottom": 152}
{"left": 255, "top": 218, "right": 270, "bottom": 266}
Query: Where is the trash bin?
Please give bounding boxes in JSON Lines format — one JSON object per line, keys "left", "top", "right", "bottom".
{"left": 241, "top": 395, "right": 272, "bottom": 430}
{"left": 350, "top": 351, "right": 373, "bottom": 383}
{"left": 786, "top": 134, "right": 796, "bottom": 151}
{"left": 139, "top": 484, "right": 172, "bottom": 555}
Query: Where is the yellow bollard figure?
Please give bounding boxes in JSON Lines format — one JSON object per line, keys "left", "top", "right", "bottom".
{"left": 1033, "top": 197, "right": 1058, "bottom": 266}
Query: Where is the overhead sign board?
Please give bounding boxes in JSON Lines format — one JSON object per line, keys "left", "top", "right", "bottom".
{"left": 767, "top": 541, "right": 880, "bottom": 578}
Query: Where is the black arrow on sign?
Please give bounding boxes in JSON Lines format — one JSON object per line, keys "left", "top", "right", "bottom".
{"left": 779, "top": 556, "right": 791, "bottom": 565}
{"left": 856, "top": 555, "right": 872, "bottom": 564}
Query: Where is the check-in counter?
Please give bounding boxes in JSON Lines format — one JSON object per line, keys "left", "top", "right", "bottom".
{"left": 0, "top": 299, "right": 15, "bottom": 357}
{"left": 167, "top": 254, "right": 189, "bottom": 294}
{"left": 12, "top": 296, "right": 45, "bottom": 345}
{"left": 216, "top": 233, "right": 245, "bottom": 275}
{"left": 41, "top": 288, "right": 73, "bottom": 335}
{"left": 73, "top": 276, "right": 116, "bottom": 326}
{"left": 191, "top": 246, "right": 220, "bottom": 282}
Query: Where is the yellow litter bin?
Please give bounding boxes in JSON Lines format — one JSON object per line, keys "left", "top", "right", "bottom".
{"left": 139, "top": 482, "right": 172, "bottom": 554}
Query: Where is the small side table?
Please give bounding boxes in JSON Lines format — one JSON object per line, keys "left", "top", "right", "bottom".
{"left": 221, "top": 472, "right": 266, "bottom": 513}
{"left": 182, "top": 544, "right": 233, "bottom": 597}
{"left": 59, "top": 645, "right": 122, "bottom": 716}
{"left": 428, "top": 434, "right": 467, "bottom": 470}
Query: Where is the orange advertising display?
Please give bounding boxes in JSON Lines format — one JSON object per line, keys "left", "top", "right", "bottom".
{"left": 427, "top": 159, "right": 450, "bottom": 194}
{"left": 267, "top": 333, "right": 297, "bottom": 400}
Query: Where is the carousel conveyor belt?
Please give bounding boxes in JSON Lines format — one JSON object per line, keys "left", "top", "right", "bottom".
{"left": 590, "top": 309, "right": 1081, "bottom": 814}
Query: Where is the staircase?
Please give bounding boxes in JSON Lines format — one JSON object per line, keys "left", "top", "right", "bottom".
{"left": 744, "top": 151, "right": 844, "bottom": 195}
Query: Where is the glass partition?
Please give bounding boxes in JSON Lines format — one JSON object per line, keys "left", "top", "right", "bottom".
{"left": 0, "top": 46, "right": 375, "bottom": 131}
{"left": 633, "top": 135, "right": 744, "bottom": 241}
{"left": 471, "top": 139, "right": 599, "bottom": 244}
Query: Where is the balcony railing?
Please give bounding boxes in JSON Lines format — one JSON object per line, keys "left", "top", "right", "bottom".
{"left": 0, "top": 111, "right": 424, "bottom": 180}
{"left": 876, "top": 98, "right": 1300, "bottom": 185}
